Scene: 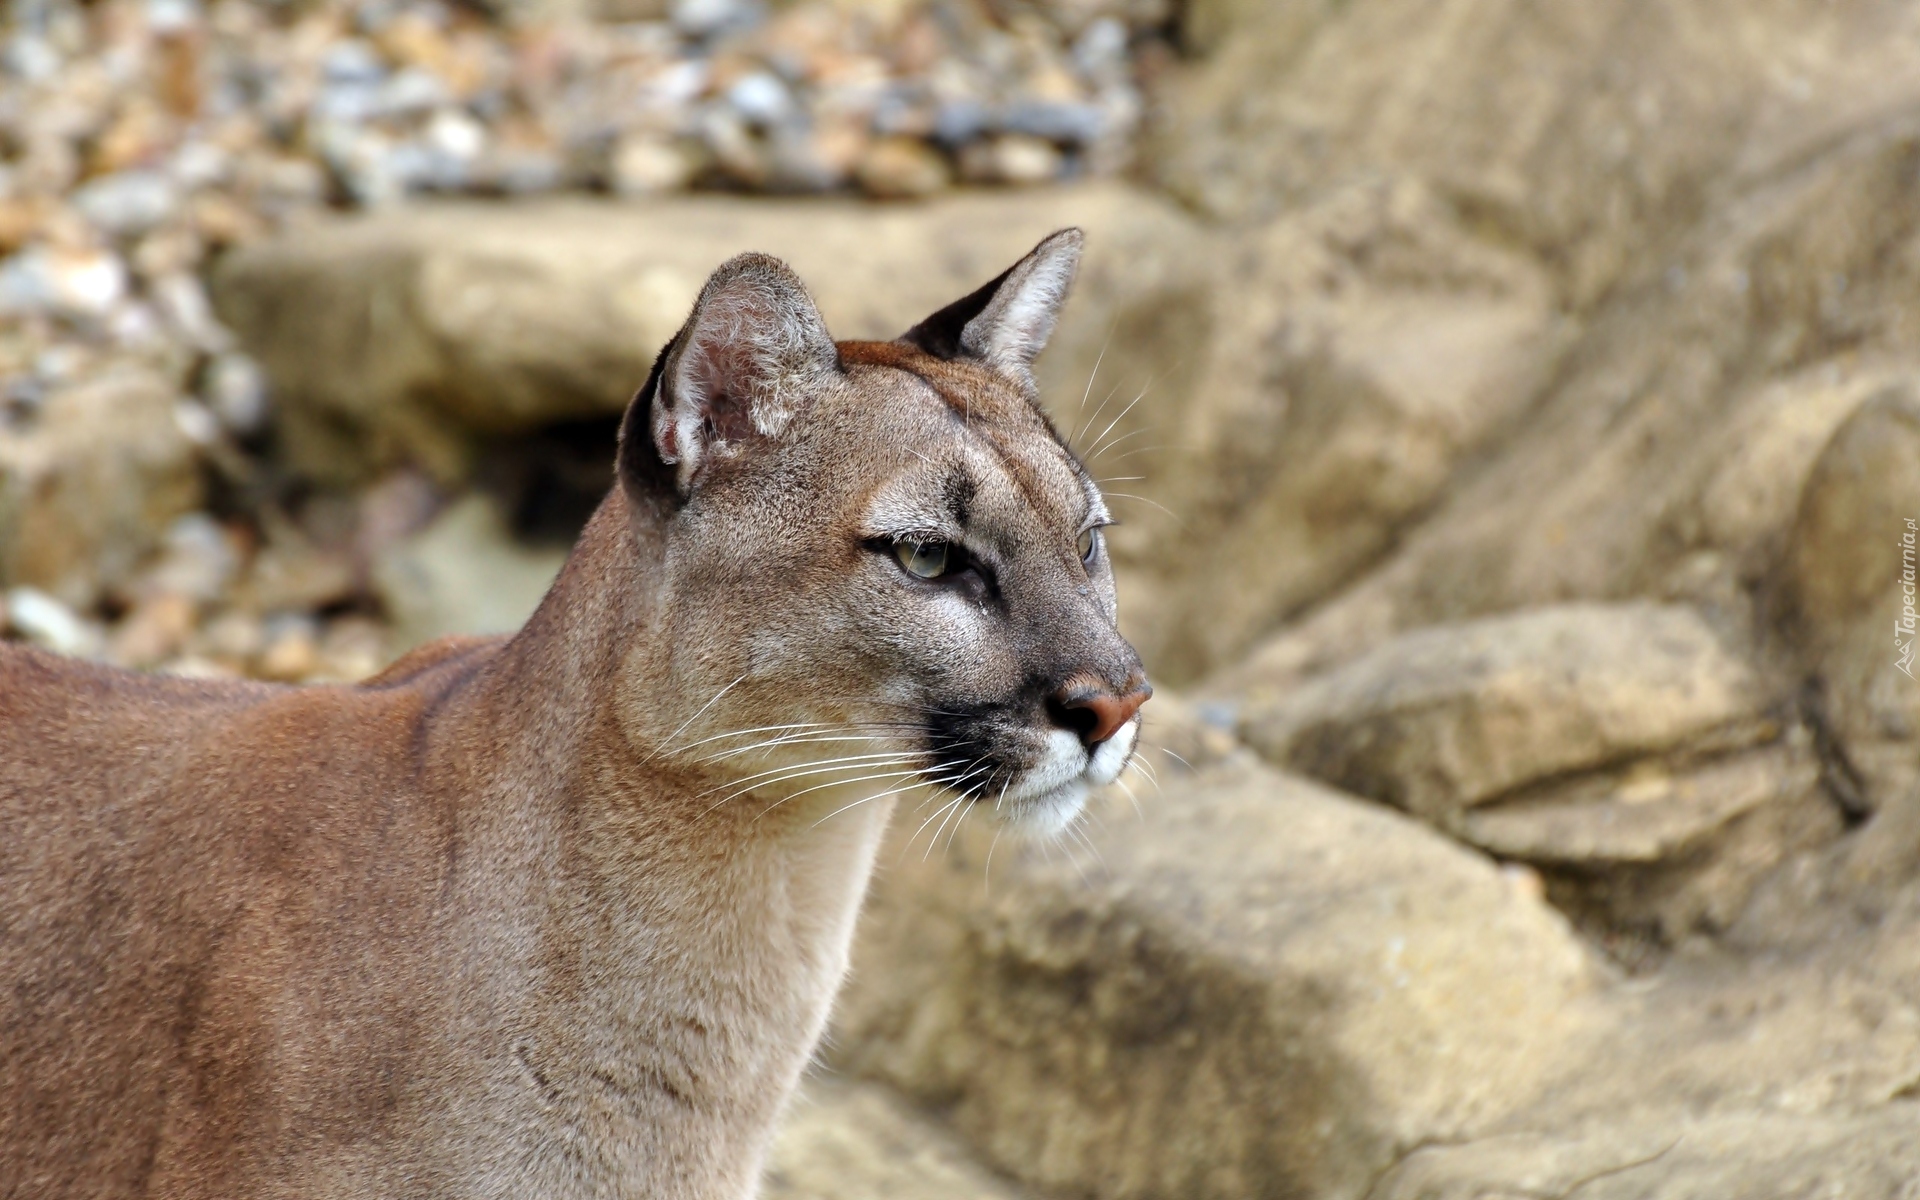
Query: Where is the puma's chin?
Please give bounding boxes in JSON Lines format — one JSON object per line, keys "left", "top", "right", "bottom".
{"left": 991, "top": 719, "right": 1141, "bottom": 837}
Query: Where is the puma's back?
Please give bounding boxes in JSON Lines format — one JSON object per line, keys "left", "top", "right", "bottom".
{"left": 0, "top": 231, "right": 1148, "bottom": 1199}
{"left": 2, "top": 641, "right": 509, "bottom": 1194}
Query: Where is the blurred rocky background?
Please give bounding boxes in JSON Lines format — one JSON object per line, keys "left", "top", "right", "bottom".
{"left": 7, "top": 0, "right": 1920, "bottom": 1194}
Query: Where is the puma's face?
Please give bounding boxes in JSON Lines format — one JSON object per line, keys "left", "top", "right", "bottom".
{"left": 619, "top": 231, "right": 1148, "bottom": 835}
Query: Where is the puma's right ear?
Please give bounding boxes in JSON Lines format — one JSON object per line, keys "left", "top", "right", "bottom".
{"left": 900, "top": 228, "right": 1083, "bottom": 385}
{"left": 618, "top": 252, "right": 839, "bottom": 499}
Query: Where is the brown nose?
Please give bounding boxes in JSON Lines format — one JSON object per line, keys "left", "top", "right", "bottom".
{"left": 1051, "top": 679, "right": 1152, "bottom": 749}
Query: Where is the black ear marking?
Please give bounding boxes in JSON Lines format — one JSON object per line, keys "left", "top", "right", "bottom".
{"left": 616, "top": 335, "right": 681, "bottom": 512}
{"left": 900, "top": 263, "right": 1019, "bottom": 360}
{"left": 895, "top": 229, "right": 1084, "bottom": 381}
{"left": 644, "top": 251, "right": 840, "bottom": 495}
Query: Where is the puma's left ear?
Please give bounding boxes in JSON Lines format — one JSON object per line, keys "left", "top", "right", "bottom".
{"left": 900, "top": 228, "right": 1083, "bottom": 384}
{"left": 618, "top": 251, "right": 840, "bottom": 499}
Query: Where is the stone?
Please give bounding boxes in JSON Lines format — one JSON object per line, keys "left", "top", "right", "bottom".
{"left": 957, "top": 135, "right": 1063, "bottom": 186}
{"left": 609, "top": 134, "right": 699, "bottom": 196}
{"left": 0, "top": 246, "right": 129, "bottom": 320}
{"left": 0, "top": 371, "right": 204, "bottom": 610}
{"left": 1149, "top": 0, "right": 1920, "bottom": 310}
{"left": 256, "top": 617, "right": 324, "bottom": 682}
{"left": 1372, "top": 1107, "right": 1920, "bottom": 1200}
{"left": 1460, "top": 743, "right": 1841, "bottom": 950}
{"left": 2, "top": 586, "right": 104, "bottom": 659}
{"left": 1205, "top": 116, "right": 1920, "bottom": 701}
{"left": 208, "top": 185, "right": 1206, "bottom": 484}
{"left": 763, "top": 1077, "right": 1031, "bottom": 1200}
{"left": 1235, "top": 603, "right": 1773, "bottom": 823}
{"left": 1784, "top": 386, "right": 1920, "bottom": 810}
{"left": 855, "top": 136, "right": 952, "bottom": 199}
{"left": 108, "top": 591, "right": 199, "bottom": 669}
{"left": 832, "top": 759, "right": 1602, "bottom": 1200}
{"left": 69, "top": 170, "right": 180, "bottom": 237}
{"left": 370, "top": 492, "right": 568, "bottom": 653}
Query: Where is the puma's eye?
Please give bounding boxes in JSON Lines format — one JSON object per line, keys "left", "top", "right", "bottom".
{"left": 895, "top": 541, "right": 951, "bottom": 579}
{"left": 1077, "top": 527, "right": 1100, "bottom": 565}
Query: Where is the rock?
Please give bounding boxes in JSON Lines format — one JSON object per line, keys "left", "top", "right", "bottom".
{"left": 235, "top": 535, "right": 358, "bottom": 616}
{"left": 202, "top": 351, "right": 270, "bottom": 436}
{"left": 371, "top": 492, "right": 567, "bottom": 653}
{"left": 109, "top": 591, "right": 200, "bottom": 669}
{"left": 1131, "top": 688, "right": 1244, "bottom": 776}
{"left": 957, "top": 135, "right": 1064, "bottom": 186}
{"left": 1205, "top": 116, "right": 1920, "bottom": 701}
{"left": 0, "top": 371, "right": 204, "bottom": 610}
{"left": 132, "top": 513, "right": 242, "bottom": 606}
{"left": 764, "top": 1077, "right": 1031, "bottom": 1200}
{"left": 1461, "top": 743, "right": 1840, "bottom": 951}
{"left": 0, "top": 246, "right": 129, "bottom": 320}
{"left": 208, "top": 185, "right": 1206, "bottom": 483}
{"left": 1372, "top": 1107, "right": 1920, "bottom": 1200}
{"left": 2, "top": 586, "right": 104, "bottom": 659}
{"left": 256, "top": 616, "right": 325, "bottom": 682}
{"left": 832, "top": 760, "right": 1602, "bottom": 1200}
{"left": 1463, "top": 745, "right": 1817, "bottom": 868}
{"left": 1149, "top": 0, "right": 1920, "bottom": 309}
{"left": 1784, "top": 386, "right": 1920, "bottom": 810}
{"left": 855, "top": 136, "right": 952, "bottom": 199}
{"left": 69, "top": 170, "right": 180, "bottom": 237}
{"left": 1235, "top": 603, "right": 1774, "bottom": 823}
{"left": 609, "top": 134, "right": 700, "bottom": 196}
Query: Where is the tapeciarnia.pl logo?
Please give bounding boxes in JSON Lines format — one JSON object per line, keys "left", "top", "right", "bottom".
{"left": 1899, "top": 517, "right": 1917, "bottom": 679}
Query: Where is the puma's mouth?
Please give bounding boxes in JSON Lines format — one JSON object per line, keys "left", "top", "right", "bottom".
{"left": 963, "top": 718, "right": 1142, "bottom": 837}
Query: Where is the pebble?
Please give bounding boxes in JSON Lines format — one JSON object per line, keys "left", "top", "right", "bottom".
{"left": 70, "top": 170, "right": 180, "bottom": 237}
{"left": 855, "top": 134, "right": 951, "bottom": 199}
{"left": 3, "top": 586, "right": 104, "bottom": 658}
{"left": 203, "top": 351, "right": 270, "bottom": 435}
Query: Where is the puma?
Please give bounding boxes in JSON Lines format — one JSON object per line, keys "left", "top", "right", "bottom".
{"left": 0, "top": 230, "right": 1149, "bottom": 1198}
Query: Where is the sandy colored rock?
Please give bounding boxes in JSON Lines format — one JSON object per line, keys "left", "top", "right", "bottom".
{"left": 1463, "top": 743, "right": 1840, "bottom": 950}
{"left": 763, "top": 1076, "right": 1030, "bottom": 1200}
{"left": 1208, "top": 119, "right": 1920, "bottom": 700}
{"left": 833, "top": 760, "right": 1603, "bottom": 1200}
{"left": 209, "top": 185, "right": 1206, "bottom": 484}
{"left": 1784, "top": 386, "right": 1920, "bottom": 810}
{"left": 1372, "top": 1107, "right": 1920, "bottom": 1200}
{"left": 1235, "top": 603, "right": 1772, "bottom": 823}
{"left": 1150, "top": 0, "right": 1920, "bottom": 306}
{"left": 370, "top": 492, "right": 568, "bottom": 652}
{"left": 1462, "top": 745, "right": 1819, "bottom": 868}
{"left": 0, "top": 371, "right": 204, "bottom": 610}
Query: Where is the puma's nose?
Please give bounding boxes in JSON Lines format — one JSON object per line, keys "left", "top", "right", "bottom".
{"left": 1049, "top": 678, "right": 1152, "bottom": 749}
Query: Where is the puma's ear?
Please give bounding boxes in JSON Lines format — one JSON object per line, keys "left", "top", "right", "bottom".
{"left": 900, "top": 228, "right": 1082, "bottom": 383}
{"left": 619, "top": 252, "right": 839, "bottom": 497}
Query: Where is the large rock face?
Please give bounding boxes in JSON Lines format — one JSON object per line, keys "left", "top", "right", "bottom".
{"left": 1231, "top": 603, "right": 1838, "bottom": 951}
{"left": 1784, "top": 387, "right": 1920, "bottom": 810}
{"left": 1150, "top": 0, "right": 1920, "bottom": 306}
{"left": 833, "top": 761, "right": 1603, "bottom": 1200}
{"left": 209, "top": 186, "right": 1210, "bottom": 485}
{"left": 1236, "top": 603, "right": 1772, "bottom": 821}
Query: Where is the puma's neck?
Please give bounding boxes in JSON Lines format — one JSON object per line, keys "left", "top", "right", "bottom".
{"left": 427, "top": 494, "right": 894, "bottom": 1196}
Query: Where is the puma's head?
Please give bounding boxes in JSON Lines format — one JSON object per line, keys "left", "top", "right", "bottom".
{"left": 611, "top": 230, "right": 1148, "bottom": 835}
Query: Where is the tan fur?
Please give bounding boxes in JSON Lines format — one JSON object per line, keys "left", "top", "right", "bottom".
{"left": 0, "top": 233, "right": 1145, "bottom": 1199}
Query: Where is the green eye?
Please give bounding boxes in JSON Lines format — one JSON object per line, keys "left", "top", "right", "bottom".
{"left": 1077, "top": 527, "right": 1100, "bottom": 564}
{"left": 895, "top": 541, "right": 950, "bottom": 579}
